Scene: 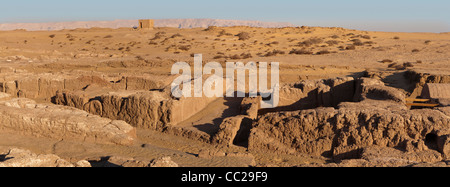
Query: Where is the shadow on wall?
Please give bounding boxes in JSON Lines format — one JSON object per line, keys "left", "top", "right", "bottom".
{"left": 259, "top": 78, "right": 356, "bottom": 114}
{"left": 382, "top": 71, "right": 417, "bottom": 94}
{"left": 193, "top": 94, "right": 244, "bottom": 135}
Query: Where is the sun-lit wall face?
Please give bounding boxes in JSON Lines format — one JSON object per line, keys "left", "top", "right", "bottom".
{"left": 138, "top": 19, "right": 154, "bottom": 29}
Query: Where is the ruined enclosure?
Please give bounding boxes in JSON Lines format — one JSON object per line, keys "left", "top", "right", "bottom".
{"left": 249, "top": 70, "right": 450, "bottom": 162}
{"left": 260, "top": 77, "right": 356, "bottom": 114}
{"left": 1, "top": 63, "right": 450, "bottom": 167}
{"left": 2, "top": 65, "right": 448, "bottom": 157}
{"left": 1, "top": 61, "right": 450, "bottom": 164}
{"left": 0, "top": 25, "right": 449, "bottom": 167}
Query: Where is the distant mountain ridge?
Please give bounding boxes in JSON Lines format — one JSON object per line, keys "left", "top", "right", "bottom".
{"left": 0, "top": 19, "right": 295, "bottom": 31}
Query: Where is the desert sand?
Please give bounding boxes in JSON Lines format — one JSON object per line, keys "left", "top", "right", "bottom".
{"left": 0, "top": 22, "right": 449, "bottom": 167}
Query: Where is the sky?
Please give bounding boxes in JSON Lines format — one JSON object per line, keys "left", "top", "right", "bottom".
{"left": 0, "top": 0, "right": 449, "bottom": 32}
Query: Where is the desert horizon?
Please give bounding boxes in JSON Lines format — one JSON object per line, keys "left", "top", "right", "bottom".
{"left": 0, "top": 18, "right": 448, "bottom": 34}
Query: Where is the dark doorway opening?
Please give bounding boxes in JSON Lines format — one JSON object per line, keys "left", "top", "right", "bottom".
{"left": 425, "top": 133, "right": 439, "bottom": 151}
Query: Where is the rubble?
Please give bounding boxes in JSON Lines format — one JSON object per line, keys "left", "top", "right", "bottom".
{"left": 0, "top": 147, "right": 90, "bottom": 167}
{"left": 0, "top": 94, "right": 137, "bottom": 146}
{"left": 249, "top": 77, "right": 450, "bottom": 163}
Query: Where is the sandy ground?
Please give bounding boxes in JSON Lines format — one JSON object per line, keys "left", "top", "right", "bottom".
{"left": 0, "top": 26, "right": 449, "bottom": 167}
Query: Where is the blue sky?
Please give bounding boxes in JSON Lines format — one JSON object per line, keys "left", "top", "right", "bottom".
{"left": 1, "top": 0, "right": 449, "bottom": 32}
